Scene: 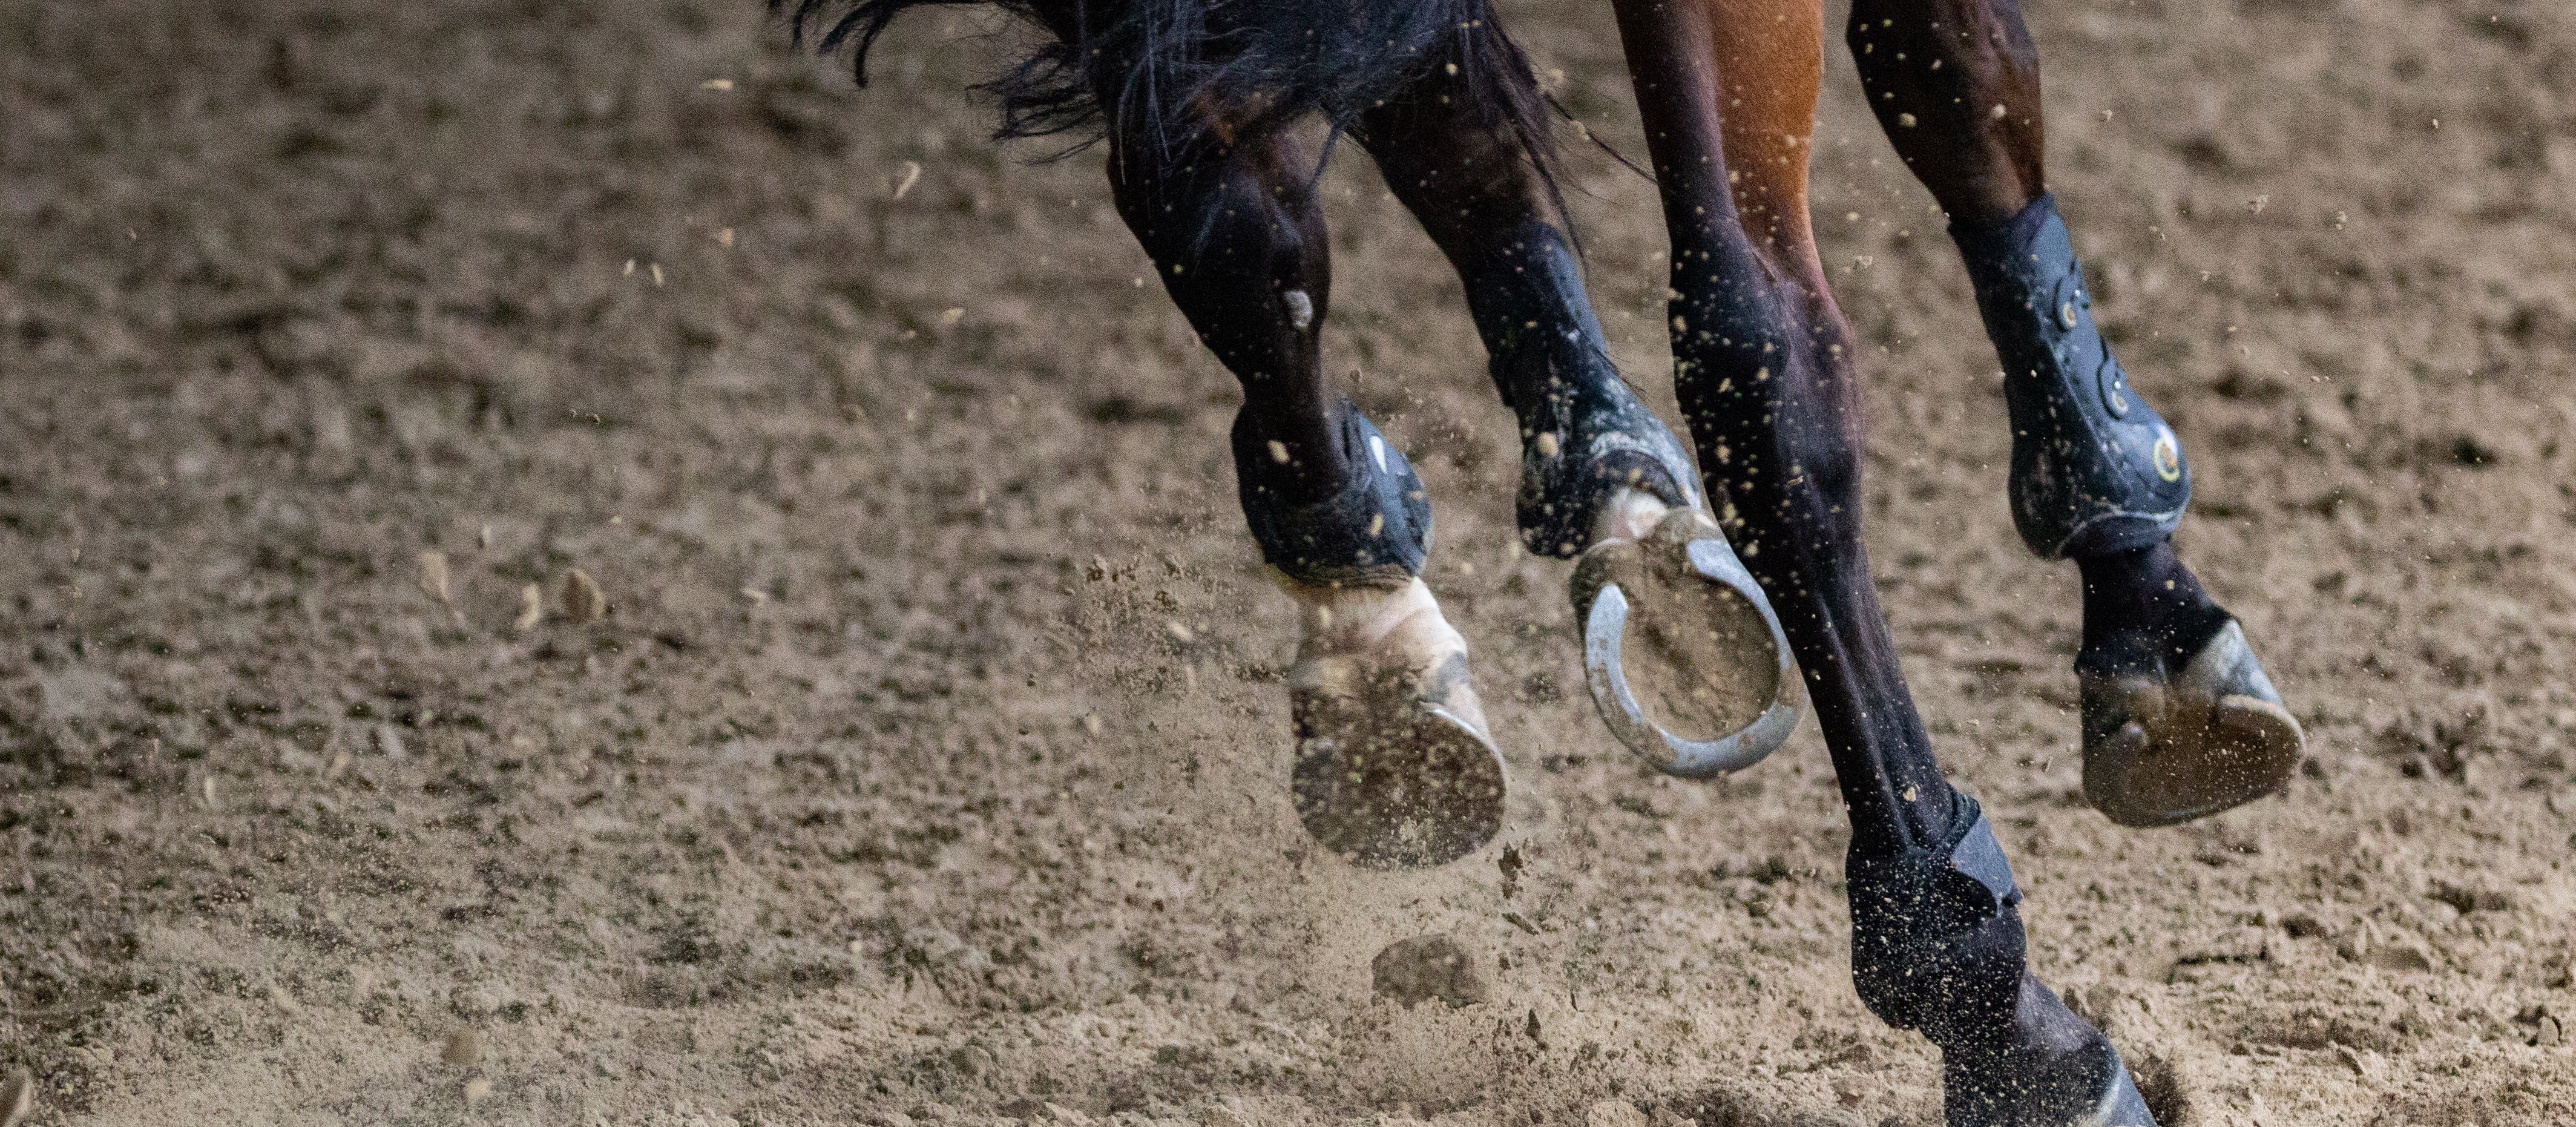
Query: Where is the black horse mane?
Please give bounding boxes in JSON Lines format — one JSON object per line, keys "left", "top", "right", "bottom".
{"left": 770, "top": 0, "right": 1560, "bottom": 193}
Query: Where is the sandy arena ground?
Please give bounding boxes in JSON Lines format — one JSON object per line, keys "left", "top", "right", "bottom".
{"left": 6, "top": 0, "right": 2576, "bottom": 1123}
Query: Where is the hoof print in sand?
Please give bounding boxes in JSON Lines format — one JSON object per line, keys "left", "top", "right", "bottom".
{"left": 1370, "top": 934, "right": 1488, "bottom": 1009}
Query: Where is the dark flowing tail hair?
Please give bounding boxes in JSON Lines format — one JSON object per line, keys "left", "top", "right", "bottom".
{"left": 772, "top": 0, "right": 1559, "bottom": 190}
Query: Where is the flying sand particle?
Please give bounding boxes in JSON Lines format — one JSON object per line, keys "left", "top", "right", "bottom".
{"left": 562, "top": 570, "right": 606, "bottom": 625}
{"left": 418, "top": 550, "right": 451, "bottom": 605}
{"left": 513, "top": 583, "right": 543, "bottom": 631}
{"left": 892, "top": 160, "right": 923, "bottom": 200}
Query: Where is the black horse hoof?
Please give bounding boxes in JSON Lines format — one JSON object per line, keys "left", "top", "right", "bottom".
{"left": 1572, "top": 509, "right": 1802, "bottom": 777}
{"left": 1945, "top": 976, "right": 2159, "bottom": 1126}
{"left": 2079, "top": 620, "right": 2302, "bottom": 828}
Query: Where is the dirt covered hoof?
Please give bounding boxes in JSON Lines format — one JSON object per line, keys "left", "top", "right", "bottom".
{"left": 1285, "top": 581, "right": 1505, "bottom": 869}
{"left": 1289, "top": 689, "right": 1504, "bottom": 869}
{"left": 2081, "top": 620, "right": 2304, "bottom": 828}
{"left": 1572, "top": 509, "right": 1802, "bottom": 778}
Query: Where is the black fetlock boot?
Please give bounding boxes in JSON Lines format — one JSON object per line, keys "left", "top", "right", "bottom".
{"left": 1848, "top": 797, "right": 2157, "bottom": 1126}
{"left": 1461, "top": 222, "right": 1703, "bottom": 560}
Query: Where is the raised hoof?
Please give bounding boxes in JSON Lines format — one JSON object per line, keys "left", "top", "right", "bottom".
{"left": 1946, "top": 976, "right": 2160, "bottom": 1127}
{"left": 2080, "top": 620, "right": 2302, "bottom": 828}
{"left": 1286, "top": 583, "right": 1505, "bottom": 869}
{"left": 1572, "top": 510, "right": 1802, "bottom": 778}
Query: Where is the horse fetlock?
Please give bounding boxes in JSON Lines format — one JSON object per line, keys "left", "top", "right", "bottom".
{"left": 1468, "top": 225, "right": 1702, "bottom": 559}
{"left": 1515, "top": 387, "right": 1702, "bottom": 559}
{"left": 1848, "top": 804, "right": 2157, "bottom": 1125}
{"left": 1955, "top": 194, "right": 2190, "bottom": 561}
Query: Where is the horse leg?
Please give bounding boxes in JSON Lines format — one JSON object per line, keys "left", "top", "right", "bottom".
{"left": 1846, "top": 0, "right": 2301, "bottom": 828}
{"left": 1098, "top": 117, "right": 1503, "bottom": 869}
{"left": 1352, "top": 82, "right": 1805, "bottom": 777}
{"left": 1609, "top": 0, "right": 2156, "bottom": 1121}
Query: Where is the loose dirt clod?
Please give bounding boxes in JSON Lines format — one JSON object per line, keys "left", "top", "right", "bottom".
{"left": 562, "top": 570, "right": 606, "bottom": 624}
{"left": 442, "top": 1028, "right": 482, "bottom": 1067}
{"left": 1584, "top": 1100, "right": 1647, "bottom": 1127}
{"left": 1370, "top": 934, "right": 1488, "bottom": 1009}
{"left": 463, "top": 1078, "right": 493, "bottom": 1105}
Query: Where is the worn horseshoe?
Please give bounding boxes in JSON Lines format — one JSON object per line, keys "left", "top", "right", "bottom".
{"left": 1579, "top": 528, "right": 1805, "bottom": 778}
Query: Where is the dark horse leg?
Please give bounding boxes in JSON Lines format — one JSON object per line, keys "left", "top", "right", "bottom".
{"left": 1611, "top": 0, "right": 2154, "bottom": 1122}
{"left": 1353, "top": 61, "right": 1805, "bottom": 778}
{"left": 1056, "top": 33, "right": 1511, "bottom": 872}
{"left": 1846, "top": 0, "right": 2301, "bottom": 828}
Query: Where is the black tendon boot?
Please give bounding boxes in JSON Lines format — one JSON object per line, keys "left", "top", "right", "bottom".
{"left": 1849, "top": 797, "right": 2158, "bottom": 1126}
{"left": 1951, "top": 195, "right": 2187, "bottom": 562}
